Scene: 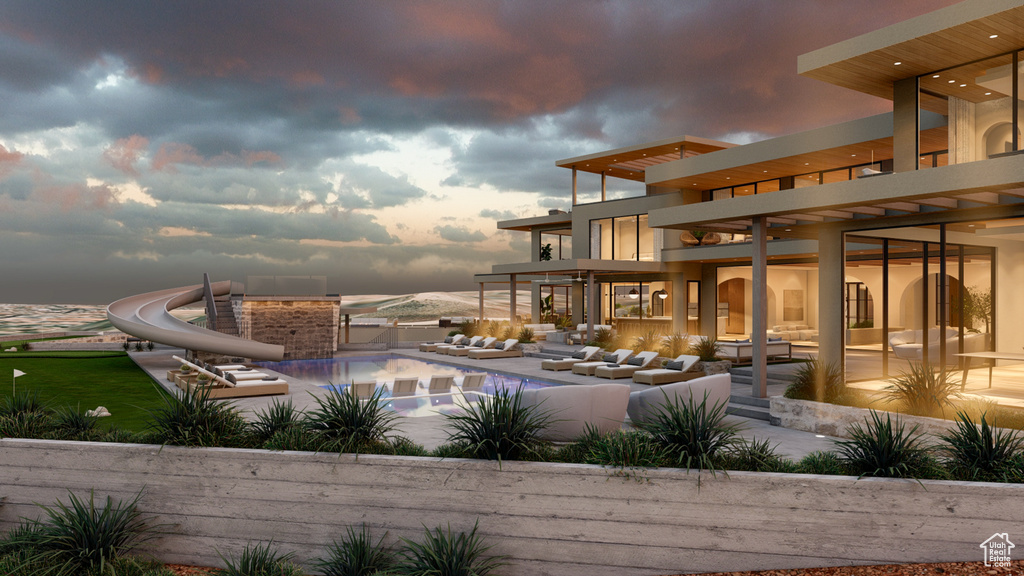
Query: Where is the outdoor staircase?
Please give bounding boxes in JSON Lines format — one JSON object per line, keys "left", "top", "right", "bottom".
{"left": 726, "top": 395, "right": 772, "bottom": 421}
{"left": 212, "top": 299, "right": 239, "bottom": 336}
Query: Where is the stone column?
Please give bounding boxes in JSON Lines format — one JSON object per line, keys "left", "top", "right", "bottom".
{"left": 751, "top": 217, "right": 768, "bottom": 398}
{"left": 587, "top": 270, "right": 596, "bottom": 342}
{"left": 571, "top": 278, "right": 584, "bottom": 328}
{"left": 818, "top": 227, "right": 846, "bottom": 374}
{"left": 509, "top": 274, "right": 517, "bottom": 325}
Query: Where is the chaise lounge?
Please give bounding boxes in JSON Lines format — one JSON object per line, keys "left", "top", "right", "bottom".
{"left": 632, "top": 354, "right": 702, "bottom": 385}
{"left": 446, "top": 337, "right": 497, "bottom": 356}
{"left": 541, "top": 346, "right": 601, "bottom": 371}
{"left": 571, "top": 349, "right": 633, "bottom": 376}
{"left": 420, "top": 334, "right": 464, "bottom": 352}
{"left": 594, "top": 350, "right": 660, "bottom": 380}
{"left": 172, "top": 355, "right": 288, "bottom": 399}
{"left": 468, "top": 339, "right": 522, "bottom": 359}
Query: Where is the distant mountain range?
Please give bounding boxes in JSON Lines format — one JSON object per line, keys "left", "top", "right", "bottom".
{"left": 0, "top": 291, "right": 534, "bottom": 335}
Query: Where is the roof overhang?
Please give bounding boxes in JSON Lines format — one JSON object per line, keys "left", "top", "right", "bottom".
{"left": 487, "top": 258, "right": 666, "bottom": 277}
{"left": 555, "top": 135, "right": 734, "bottom": 182}
{"left": 648, "top": 154, "right": 1024, "bottom": 237}
{"left": 798, "top": 0, "right": 1024, "bottom": 100}
{"left": 498, "top": 211, "right": 572, "bottom": 232}
{"left": 645, "top": 112, "right": 948, "bottom": 190}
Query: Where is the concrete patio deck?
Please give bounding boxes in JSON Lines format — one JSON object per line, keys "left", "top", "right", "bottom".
{"left": 130, "top": 345, "right": 837, "bottom": 459}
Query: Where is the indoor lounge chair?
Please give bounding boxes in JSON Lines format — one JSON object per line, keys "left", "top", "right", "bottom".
{"left": 632, "top": 354, "right": 703, "bottom": 385}
{"left": 541, "top": 346, "right": 600, "bottom": 371}
{"left": 468, "top": 339, "right": 521, "bottom": 359}
{"left": 594, "top": 351, "right": 660, "bottom": 379}
{"left": 571, "top": 349, "right": 633, "bottom": 376}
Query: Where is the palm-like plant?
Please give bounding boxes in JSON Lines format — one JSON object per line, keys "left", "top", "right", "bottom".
{"left": 250, "top": 398, "right": 303, "bottom": 443}
{"left": 146, "top": 385, "right": 248, "bottom": 447}
{"left": 659, "top": 332, "right": 690, "bottom": 359}
{"left": 883, "top": 362, "right": 960, "bottom": 417}
{"left": 443, "top": 385, "right": 551, "bottom": 462}
{"left": 939, "top": 411, "right": 1024, "bottom": 482}
{"left": 216, "top": 541, "right": 302, "bottom": 576}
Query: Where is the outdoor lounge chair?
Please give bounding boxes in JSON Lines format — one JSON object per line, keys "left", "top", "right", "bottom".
{"left": 632, "top": 354, "right": 703, "bottom": 385}
{"left": 420, "top": 334, "right": 464, "bottom": 353}
{"left": 541, "top": 346, "right": 600, "bottom": 371}
{"left": 391, "top": 377, "right": 419, "bottom": 397}
{"left": 460, "top": 373, "right": 487, "bottom": 391}
{"left": 422, "top": 374, "right": 456, "bottom": 393}
{"left": 520, "top": 383, "right": 630, "bottom": 442}
{"left": 437, "top": 335, "right": 482, "bottom": 354}
{"left": 446, "top": 336, "right": 496, "bottom": 356}
{"left": 350, "top": 380, "right": 377, "bottom": 399}
{"left": 468, "top": 339, "right": 521, "bottom": 359}
{"left": 626, "top": 373, "right": 731, "bottom": 425}
{"left": 571, "top": 349, "right": 633, "bottom": 376}
{"left": 594, "top": 351, "right": 660, "bottom": 379}
{"left": 172, "top": 356, "right": 288, "bottom": 399}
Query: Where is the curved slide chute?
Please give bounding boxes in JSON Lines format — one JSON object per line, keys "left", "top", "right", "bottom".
{"left": 107, "top": 281, "right": 285, "bottom": 361}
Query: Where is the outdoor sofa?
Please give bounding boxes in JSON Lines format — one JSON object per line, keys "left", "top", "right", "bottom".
{"left": 520, "top": 383, "right": 630, "bottom": 442}
{"left": 626, "top": 373, "right": 731, "bottom": 425}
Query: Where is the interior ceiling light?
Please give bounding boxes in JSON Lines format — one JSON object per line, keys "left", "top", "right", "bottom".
{"left": 986, "top": 92, "right": 992, "bottom": 96}
{"left": 960, "top": 84, "right": 967, "bottom": 87}
{"left": 656, "top": 289, "right": 668, "bottom": 300}
{"left": 628, "top": 287, "right": 639, "bottom": 299}
{"left": 948, "top": 79, "right": 956, "bottom": 83}
{"left": 990, "top": 34, "right": 998, "bottom": 39}
{"left": 894, "top": 61, "right": 902, "bottom": 66}
{"left": 933, "top": 74, "right": 940, "bottom": 78}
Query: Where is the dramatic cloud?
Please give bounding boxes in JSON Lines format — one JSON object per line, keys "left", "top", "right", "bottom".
{"left": 0, "top": 0, "right": 961, "bottom": 302}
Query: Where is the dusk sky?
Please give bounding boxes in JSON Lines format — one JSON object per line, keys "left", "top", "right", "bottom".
{"left": 0, "top": 0, "right": 959, "bottom": 304}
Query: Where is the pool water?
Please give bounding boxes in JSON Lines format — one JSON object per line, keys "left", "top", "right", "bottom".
{"left": 255, "top": 354, "right": 556, "bottom": 417}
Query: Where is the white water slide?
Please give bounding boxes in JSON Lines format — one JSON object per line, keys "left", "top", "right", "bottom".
{"left": 106, "top": 281, "right": 285, "bottom": 361}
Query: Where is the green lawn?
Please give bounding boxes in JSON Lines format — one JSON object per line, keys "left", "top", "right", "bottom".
{"left": 0, "top": 352, "right": 166, "bottom": 432}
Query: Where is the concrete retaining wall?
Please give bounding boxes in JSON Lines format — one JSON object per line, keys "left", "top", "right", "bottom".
{"left": 1, "top": 439, "right": 1019, "bottom": 575}
{"left": 770, "top": 396, "right": 974, "bottom": 439}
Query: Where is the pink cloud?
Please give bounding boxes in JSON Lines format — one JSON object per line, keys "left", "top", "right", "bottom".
{"left": 32, "top": 182, "right": 117, "bottom": 212}
{"left": 102, "top": 135, "right": 149, "bottom": 177}
{"left": 151, "top": 142, "right": 204, "bottom": 172}
{"left": 241, "top": 150, "right": 282, "bottom": 167}
{"left": 0, "top": 144, "right": 25, "bottom": 179}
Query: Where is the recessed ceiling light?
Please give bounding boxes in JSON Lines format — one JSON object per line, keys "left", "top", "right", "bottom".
{"left": 804, "top": 162, "right": 809, "bottom": 166}
{"left": 985, "top": 92, "right": 992, "bottom": 96}
{"left": 968, "top": 224, "right": 976, "bottom": 227}
{"left": 785, "top": 228, "right": 792, "bottom": 232}
{"left": 960, "top": 84, "right": 967, "bottom": 87}
{"left": 763, "top": 170, "right": 768, "bottom": 173}
{"left": 948, "top": 80, "right": 956, "bottom": 83}
{"left": 990, "top": 34, "right": 998, "bottom": 39}
{"left": 851, "top": 154, "right": 856, "bottom": 157}
{"left": 894, "top": 61, "right": 902, "bottom": 66}
{"left": 933, "top": 74, "right": 940, "bottom": 78}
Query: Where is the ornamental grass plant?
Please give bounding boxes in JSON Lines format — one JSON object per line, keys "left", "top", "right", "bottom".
{"left": 313, "top": 525, "right": 394, "bottom": 576}
{"left": 883, "top": 362, "right": 960, "bottom": 418}
{"left": 783, "top": 358, "right": 849, "bottom": 404}
{"left": 146, "top": 385, "right": 248, "bottom": 447}
{"left": 215, "top": 541, "right": 302, "bottom": 576}
{"left": 639, "top": 390, "right": 740, "bottom": 474}
{"left": 688, "top": 336, "right": 722, "bottom": 362}
{"left": 442, "top": 385, "right": 551, "bottom": 462}
{"left": 304, "top": 385, "right": 399, "bottom": 453}
{"left": 835, "top": 410, "right": 940, "bottom": 479}
{"left": 396, "top": 521, "right": 506, "bottom": 576}
{"left": 939, "top": 411, "right": 1024, "bottom": 482}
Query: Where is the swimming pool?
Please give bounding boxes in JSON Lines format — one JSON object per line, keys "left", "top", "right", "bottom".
{"left": 255, "top": 354, "right": 557, "bottom": 416}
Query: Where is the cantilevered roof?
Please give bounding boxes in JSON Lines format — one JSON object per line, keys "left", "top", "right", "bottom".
{"left": 645, "top": 113, "right": 947, "bottom": 191}
{"left": 647, "top": 154, "right": 1024, "bottom": 238}
{"left": 497, "top": 210, "right": 572, "bottom": 232}
{"left": 799, "top": 0, "right": 1024, "bottom": 100}
{"left": 555, "top": 135, "right": 734, "bottom": 182}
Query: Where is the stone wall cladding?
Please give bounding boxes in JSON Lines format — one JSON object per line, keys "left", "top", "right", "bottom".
{"left": 1, "top": 439, "right": 1020, "bottom": 575}
{"left": 240, "top": 300, "right": 339, "bottom": 360}
{"left": 770, "top": 396, "right": 994, "bottom": 439}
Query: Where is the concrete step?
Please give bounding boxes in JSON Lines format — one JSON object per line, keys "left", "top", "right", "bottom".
{"left": 729, "top": 394, "right": 770, "bottom": 409}
{"left": 729, "top": 374, "right": 793, "bottom": 389}
{"left": 726, "top": 403, "right": 771, "bottom": 421}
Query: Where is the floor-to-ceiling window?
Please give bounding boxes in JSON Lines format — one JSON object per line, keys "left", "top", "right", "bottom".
{"left": 590, "top": 215, "right": 658, "bottom": 261}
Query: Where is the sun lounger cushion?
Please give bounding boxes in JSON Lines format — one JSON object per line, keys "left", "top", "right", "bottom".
{"left": 444, "top": 336, "right": 454, "bottom": 344}
{"left": 572, "top": 350, "right": 587, "bottom": 359}
{"left": 474, "top": 340, "right": 486, "bottom": 347}
{"left": 494, "top": 342, "right": 505, "bottom": 350}
{"left": 627, "top": 357, "right": 644, "bottom": 366}
{"left": 665, "top": 360, "right": 685, "bottom": 371}
{"left": 602, "top": 353, "right": 618, "bottom": 362}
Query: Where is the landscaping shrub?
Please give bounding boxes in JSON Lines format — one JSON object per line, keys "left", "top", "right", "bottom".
{"left": 443, "top": 385, "right": 551, "bottom": 462}
{"left": 1, "top": 388, "right": 48, "bottom": 416}
{"left": 516, "top": 326, "right": 535, "bottom": 344}
{"left": 500, "top": 323, "right": 516, "bottom": 340}
{"left": 639, "top": 391, "right": 740, "bottom": 473}
{"left": 719, "top": 438, "right": 798, "bottom": 473}
{"left": 216, "top": 541, "right": 302, "bottom": 576}
{"left": 250, "top": 398, "right": 303, "bottom": 443}
{"left": 883, "top": 362, "right": 960, "bottom": 418}
{"left": 796, "top": 451, "right": 851, "bottom": 476}
{"left": 305, "top": 385, "right": 398, "bottom": 452}
{"left": 584, "top": 429, "right": 663, "bottom": 469}
{"left": 458, "top": 320, "right": 479, "bottom": 338}
{"left": 397, "top": 521, "right": 506, "bottom": 576}
{"left": 783, "top": 359, "right": 848, "bottom": 404}
{"left": 13, "top": 489, "right": 158, "bottom": 576}
{"left": 835, "top": 410, "right": 938, "bottom": 479}
{"left": 49, "top": 405, "right": 99, "bottom": 439}
{"left": 631, "top": 328, "right": 663, "bottom": 354}
{"left": 313, "top": 525, "right": 394, "bottom": 576}
{"left": 688, "top": 336, "right": 721, "bottom": 362}
{"left": 940, "top": 411, "right": 1024, "bottom": 482}
{"left": 588, "top": 327, "right": 614, "bottom": 348}
{"left": 659, "top": 332, "right": 690, "bottom": 359}
{"left": 146, "top": 385, "right": 249, "bottom": 447}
